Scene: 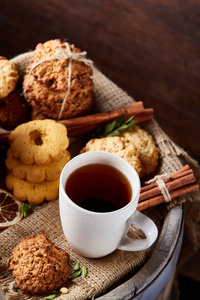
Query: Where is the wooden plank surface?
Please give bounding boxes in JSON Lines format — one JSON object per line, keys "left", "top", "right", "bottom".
{"left": 0, "top": 0, "right": 200, "bottom": 163}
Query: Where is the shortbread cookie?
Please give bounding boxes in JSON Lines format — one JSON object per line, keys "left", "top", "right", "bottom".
{"left": 5, "top": 149, "right": 71, "bottom": 183}
{"left": 5, "top": 173, "right": 59, "bottom": 204}
{"left": 120, "top": 125, "right": 159, "bottom": 177}
{"left": 8, "top": 119, "right": 69, "bottom": 165}
{"left": 8, "top": 234, "right": 70, "bottom": 295}
{"left": 0, "top": 56, "right": 19, "bottom": 99}
{"left": 80, "top": 136, "right": 142, "bottom": 176}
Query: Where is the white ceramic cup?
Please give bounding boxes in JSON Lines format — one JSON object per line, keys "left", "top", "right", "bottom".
{"left": 59, "top": 152, "right": 158, "bottom": 258}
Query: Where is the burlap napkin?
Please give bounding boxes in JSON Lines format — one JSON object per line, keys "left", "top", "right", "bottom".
{"left": 0, "top": 52, "right": 199, "bottom": 300}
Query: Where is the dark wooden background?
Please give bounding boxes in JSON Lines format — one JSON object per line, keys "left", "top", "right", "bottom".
{"left": 1, "top": 0, "right": 200, "bottom": 163}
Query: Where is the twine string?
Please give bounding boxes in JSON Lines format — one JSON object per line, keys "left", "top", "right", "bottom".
{"left": 23, "top": 42, "right": 93, "bottom": 120}
{"left": 58, "top": 42, "right": 73, "bottom": 120}
{"left": 145, "top": 173, "right": 172, "bottom": 202}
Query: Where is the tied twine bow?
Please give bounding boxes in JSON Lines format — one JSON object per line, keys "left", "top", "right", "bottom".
{"left": 145, "top": 173, "right": 171, "bottom": 202}
{"left": 23, "top": 42, "right": 94, "bottom": 120}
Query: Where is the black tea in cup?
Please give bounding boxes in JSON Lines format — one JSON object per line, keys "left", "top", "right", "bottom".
{"left": 65, "top": 163, "right": 132, "bottom": 213}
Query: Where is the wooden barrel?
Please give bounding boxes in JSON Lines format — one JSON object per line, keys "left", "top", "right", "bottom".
{"left": 97, "top": 204, "right": 184, "bottom": 299}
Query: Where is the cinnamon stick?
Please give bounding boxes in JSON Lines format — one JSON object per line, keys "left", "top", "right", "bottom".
{"left": 140, "top": 165, "right": 191, "bottom": 194}
{"left": 139, "top": 165, "right": 194, "bottom": 202}
{"left": 58, "top": 101, "right": 144, "bottom": 128}
{"left": 137, "top": 183, "right": 199, "bottom": 211}
{"left": 137, "top": 165, "right": 199, "bottom": 211}
{"left": 139, "top": 172, "right": 195, "bottom": 203}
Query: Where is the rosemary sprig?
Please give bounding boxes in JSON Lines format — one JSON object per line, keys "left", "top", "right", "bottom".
{"left": 93, "top": 115, "right": 137, "bottom": 138}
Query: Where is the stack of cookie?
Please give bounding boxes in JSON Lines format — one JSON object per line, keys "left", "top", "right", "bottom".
{"left": 23, "top": 39, "right": 96, "bottom": 121}
{"left": 0, "top": 56, "right": 28, "bottom": 129}
{"left": 5, "top": 119, "right": 71, "bottom": 204}
{"left": 81, "top": 125, "right": 160, "bottom": 178}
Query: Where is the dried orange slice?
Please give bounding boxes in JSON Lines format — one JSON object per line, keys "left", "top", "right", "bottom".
{"left": 0, "top": 188, "right": 23, "bottom": 229}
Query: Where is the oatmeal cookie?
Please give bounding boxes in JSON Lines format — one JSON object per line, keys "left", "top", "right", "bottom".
{"left": 0, "top": 90, "right": 29, "bottom": 129}
{"left": 30, "top": 90, "right": 95, "bottom": 120}
{"left": 5, "top": 173, "right": 59, "bottom": 204}
{"left": 80, "top": 136, "right": 142, "bottom": 176}
{"left": 23, "top": 39, "right": 95, "bottom": 120}
{"left": 0, "top": 56, "right": 19, "bottom": 99}
{"left": 23, "top": 61, "right": 94, "bottom": 100}
{"left": 120, "top": 125, "right": 159, "bottom": 177}
{"left": 5, "top": 148, "right": 71, "bottom": 183}
{"left": 8, "top": 119, "right": 69, "bottom": 165}
{"left": 7, "top": 234, "right": 70, "bottom": 295}
{"left": 27, "top": 39, "right": 93, "bottom": 90}
{"left": 24, "top": 72, "right": 95, "bottom": 120}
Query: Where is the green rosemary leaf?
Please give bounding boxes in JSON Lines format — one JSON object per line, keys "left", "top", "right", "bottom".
{"left": 107, "top": 130, "right": 120, "bottom": 137}
{"left": 19, "top": 203, "right": 32, "bottom": 218}
{"left": 104, "top": 120, "right": 116, "bottom": 134}
{"left": 116, "top": 124, "right": 129, "bottom": 131}
{"left": 125, "top": 115, "right": 134, "bottom": 123}
{"left": 93, "top": 115, "right": 137, "bottom": 138}
{"left": 73, "top": 261, "right": 80, "bottom": 270}
{"left": 125, "top": 116, "right": 137, "bottom": 126}
{"left": 115, "top": 115, "right": 126, "bottom": 127}
{"left": 128, "top": 119, "right": 137, "bottom": 126}
{"left": 117, "top": 117, "right": 137, "bottom": 131}
{"left": 71, "top": 269, "right": 82, "bottom": 279}
{"left": 45, "top": 291, "right": 58, "bottom": 299}
{"left": 81, "top": 266, "right": 87, "bottom": 278}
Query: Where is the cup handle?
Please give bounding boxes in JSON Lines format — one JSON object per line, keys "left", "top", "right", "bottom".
{"left": 117, "top": 210, "right": 158, "bottom": 251}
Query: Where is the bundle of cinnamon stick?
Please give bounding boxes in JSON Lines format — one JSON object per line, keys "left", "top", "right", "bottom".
{"left": 0, "top": 101, "right": 153, "bottom": 144}
{"left": 137, "top": 165, "right": 199, "bottom": 211}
